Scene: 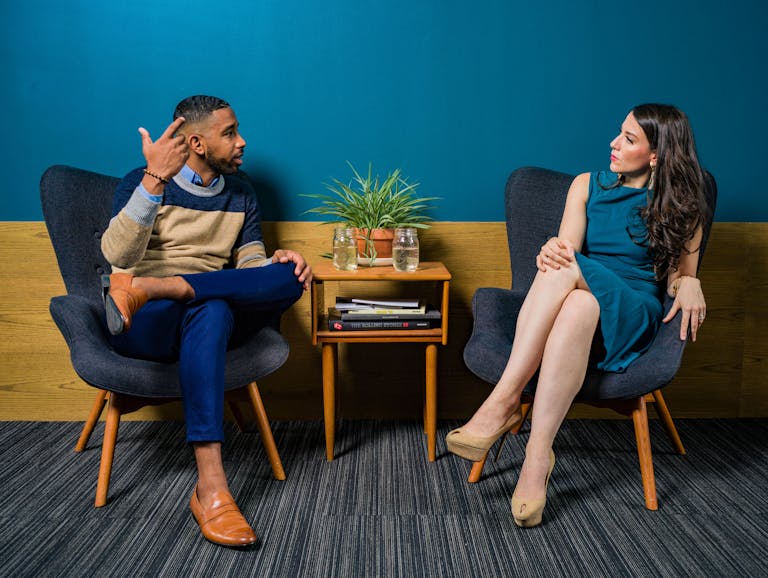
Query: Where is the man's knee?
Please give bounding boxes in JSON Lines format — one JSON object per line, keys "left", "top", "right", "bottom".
{"left": 184, "top": 299, "right": 234, "bottom": 335}
{"left": 271, "top": 262, "right": 304, "bottom": 301}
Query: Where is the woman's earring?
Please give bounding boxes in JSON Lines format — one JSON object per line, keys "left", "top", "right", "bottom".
{"left": 648, "top": 163, "right": 656, "bottom": 190}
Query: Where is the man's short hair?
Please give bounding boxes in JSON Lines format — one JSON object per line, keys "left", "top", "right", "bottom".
{"left": 173, "top": 95, "right": 231, "bottom": 125}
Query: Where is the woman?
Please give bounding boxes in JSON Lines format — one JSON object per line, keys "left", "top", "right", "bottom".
{"left": 446, "top": 103, "right": 708, "bottom": 527}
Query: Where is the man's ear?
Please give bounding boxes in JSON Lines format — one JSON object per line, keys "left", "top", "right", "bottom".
{"left": 188, "top": 134, "right": 205, "bottom": 155}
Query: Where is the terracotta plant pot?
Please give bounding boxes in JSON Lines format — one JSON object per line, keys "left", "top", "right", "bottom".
{"left": 355, "top": 228, "right": 394, "bottom": 259}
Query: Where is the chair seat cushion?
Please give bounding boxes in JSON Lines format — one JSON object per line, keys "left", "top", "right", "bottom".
{"left": 50, "top": 295, "right": 289, "bottom": 398}
{"left": 463, "top": 288, "right": 687, "bottom": 401}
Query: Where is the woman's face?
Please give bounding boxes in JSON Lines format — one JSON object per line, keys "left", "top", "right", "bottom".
{"left": 609, "top": 112, "right": 657, "bottom": 186}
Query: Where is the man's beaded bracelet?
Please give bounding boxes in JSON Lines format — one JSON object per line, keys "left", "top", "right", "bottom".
{"left": 143, "top": 169, "right": 170, "bottom": 185}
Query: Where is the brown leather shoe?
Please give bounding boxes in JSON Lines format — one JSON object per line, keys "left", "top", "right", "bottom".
{"left": 102, "top": 273, "right": 148, "bottom": 335}
{"left": 189, "top": 485, "right": 257, "bottom": 547}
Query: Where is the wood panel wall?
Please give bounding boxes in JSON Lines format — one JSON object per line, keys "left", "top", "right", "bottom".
{"left": 1, "top": 221, "right": 765, "bottom": 422}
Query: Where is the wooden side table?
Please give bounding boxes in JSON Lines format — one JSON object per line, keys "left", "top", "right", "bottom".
{"left": 310, "top": 261, "right": 451, "bottom": 461}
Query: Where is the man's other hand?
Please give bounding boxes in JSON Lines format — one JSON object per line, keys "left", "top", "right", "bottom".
{"left": 272, "top": 249, "right": 313, "bottom": 290}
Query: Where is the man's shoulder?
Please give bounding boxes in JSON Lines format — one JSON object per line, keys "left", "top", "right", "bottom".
{"left": 113, "top": 167, "right": 147, "bottom": 196}
{"left": 123, "top": 166, "right": 147, "bottom": 180}
{"left": 224, "top": 170, "right": 257, "bottom": 196}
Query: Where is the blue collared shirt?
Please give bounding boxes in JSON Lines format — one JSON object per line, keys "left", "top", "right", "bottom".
{"left": 179, "top": 164, "right": 221, "bottom": 188}
{"left": 138, "top": 165, "right": 220, "bottom": 203}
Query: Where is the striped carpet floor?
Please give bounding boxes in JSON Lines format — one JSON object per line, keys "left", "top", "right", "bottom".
{"left": 1, "top": 418, "right": 766, "bottom": 577}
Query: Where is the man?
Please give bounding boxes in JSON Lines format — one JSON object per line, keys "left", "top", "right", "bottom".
{"left": 101, "top": 95, "right": 312, "bottom": 547}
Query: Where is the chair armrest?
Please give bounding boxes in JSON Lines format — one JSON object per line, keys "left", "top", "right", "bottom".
{"left": 623, "top": 294, "right": 688, "bottom": 385}
{"left": 463, "top": 287, "right": 527, "bottom": 384}
{"left": 581, "top": 294, "right": 688, "bottom": 399}
{"left": 470, "top": 287, "right": 527, "bottom": 342}
{"left": 49, "top": 295, "right": 108, "bottom": 348}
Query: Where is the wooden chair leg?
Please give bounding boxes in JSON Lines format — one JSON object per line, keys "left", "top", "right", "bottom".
{"left": 247, "top": 381, "right": 286, "bottom": 481}
{"left": 75, "top": 390, "right": 109, "bottom": 452}
{"left": 517, "top": 401, "right": 532, "bottom": 432}
{"left": 95, "top": 392, "right": 122, "bottom": 507}
{"left": 227, "top": 400, "right": 251, "bottom": 433}
{"left": 631, "top": 396, "right": 658, "bottom": 510}
{"left": 466, "top": 400, "right": 533, "bottom": 483}
{"left": 650, "top": 390, "right": 686, "bottom": 455}
{"left": 468, "top": 455, "right": 488, "bottom": 483}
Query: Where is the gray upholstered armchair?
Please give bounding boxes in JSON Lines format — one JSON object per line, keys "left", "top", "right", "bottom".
{"left": 41, "top": 165, "right": 289, "bottom": 507}
{"left": 463, "top": 166, "right": 717, "bottom": 509}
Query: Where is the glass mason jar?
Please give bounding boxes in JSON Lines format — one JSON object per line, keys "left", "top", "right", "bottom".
{"left": 333, "top": 226, "right": 358, "bottom": 271}
{"left": 392, "top": 227, "right": 419, "bottom": 272}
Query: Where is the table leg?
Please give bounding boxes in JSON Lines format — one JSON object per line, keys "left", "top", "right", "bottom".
{"left": 322, "top": 343, "right": 337, "bottom": 461}
{"left": 425, "top": 343, "right": 438, "bottom": 461}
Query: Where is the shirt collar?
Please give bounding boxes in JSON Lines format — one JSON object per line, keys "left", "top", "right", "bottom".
{"left": 180, "top": 164, "right": 220, "bottom": 188}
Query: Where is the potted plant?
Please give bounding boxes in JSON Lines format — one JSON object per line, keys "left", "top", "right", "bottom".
{"left": 303, "top": 162, "right": 438, "bottom": 263}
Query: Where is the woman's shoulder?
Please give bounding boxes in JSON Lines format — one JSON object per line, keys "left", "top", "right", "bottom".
{"left": 566, "top": 172, "right": 591, "bottom": 205}
{"left": 571, "top": 170, "right": 617, "bottom": 185}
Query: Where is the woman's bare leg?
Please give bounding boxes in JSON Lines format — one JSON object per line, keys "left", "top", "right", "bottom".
{"left": 513, "top": 289, "right": 599, "bottom": 500}
{"left": 462, "top": 264, "right": 590, "bottom": 436}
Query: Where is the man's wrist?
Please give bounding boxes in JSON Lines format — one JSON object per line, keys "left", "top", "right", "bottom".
{"left": 137, "top": 182, "right": 163, "bottom": 204}
{"left": 143, "top": 168, "right": 170, "bottom": 184}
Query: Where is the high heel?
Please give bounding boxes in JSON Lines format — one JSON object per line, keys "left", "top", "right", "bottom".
{"left": 511, "top": 449, "right": 556, "bottom": 528}
{"left": 102, "top": 273, "right": 148, "bottom": 335}
{"left": 445, "top": 408, "right": 523, "bottom": 462}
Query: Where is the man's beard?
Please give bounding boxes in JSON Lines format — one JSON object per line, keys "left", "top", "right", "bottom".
{"left": 205, "top": 151, "right": 238, "bottom": 175}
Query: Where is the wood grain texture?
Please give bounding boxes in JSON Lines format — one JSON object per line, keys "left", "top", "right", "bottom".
{"left": 1, "top": 221, "right": 765, "bottom": 421}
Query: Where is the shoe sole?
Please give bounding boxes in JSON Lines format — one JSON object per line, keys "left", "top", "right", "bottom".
{"left": 445, "top": 438, "right": 489, "bottom": 462}
{"left": 513, "top": 514, "right": 543, "bottom": 528}
{"left": 190, "top": 513, "right": 258, "bottom": 548}
{"left": 101, "top": 275, "right": 126, "bottom": 335}
{"left": 104, "top": 294, "right": 126, "bottom": 335}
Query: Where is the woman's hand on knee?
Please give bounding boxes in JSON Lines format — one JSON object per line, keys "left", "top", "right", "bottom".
{"left": 536, "top": 237, "right": 575, "bottom": 272}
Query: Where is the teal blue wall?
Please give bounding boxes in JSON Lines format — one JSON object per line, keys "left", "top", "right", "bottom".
{"left": 2, "top": 1, "right": 766, "bottom": 221}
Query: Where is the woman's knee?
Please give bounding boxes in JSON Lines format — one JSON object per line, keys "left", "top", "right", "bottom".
{"left": 534, "top": 262, "right": 582, "bottom": 288}
{"left": 559, "top": 289, "right": 600, "bottom": 324}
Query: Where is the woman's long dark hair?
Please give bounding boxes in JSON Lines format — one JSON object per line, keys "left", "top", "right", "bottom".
{"left": 620, "top": 104, "right": 707, "bottom": 279}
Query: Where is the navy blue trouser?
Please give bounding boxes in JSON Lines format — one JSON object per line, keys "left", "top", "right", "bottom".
{"left": 109, "top": 263, "right": 303, "bottom": 442}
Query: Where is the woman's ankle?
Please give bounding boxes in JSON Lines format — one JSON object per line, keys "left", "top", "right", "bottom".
{"left": 467, "top": 402, "right": 519, "bottom": 433}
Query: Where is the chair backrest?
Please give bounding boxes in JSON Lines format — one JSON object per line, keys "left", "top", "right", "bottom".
{"left": 504, "top": 167, "right": 718, "bottom": 292}
{"left": 40, "top": 165, "right": 119, "bottom": 304}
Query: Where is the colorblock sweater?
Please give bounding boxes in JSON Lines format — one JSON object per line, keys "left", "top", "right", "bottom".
{"left": 101, "top": 168, "right": 269, "bottom": 276}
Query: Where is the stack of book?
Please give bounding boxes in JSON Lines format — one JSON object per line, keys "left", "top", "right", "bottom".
{"left": 327, "top": 297, "right": 441, "bottom": 331}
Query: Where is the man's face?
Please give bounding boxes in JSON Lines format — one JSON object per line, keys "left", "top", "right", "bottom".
{"left": 197, "top": 107, "right": 246, "bottom": 175}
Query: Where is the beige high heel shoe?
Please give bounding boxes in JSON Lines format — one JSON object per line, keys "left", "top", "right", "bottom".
{"left": 511, "top": 449, "right": 556, "bottom": 528}
{"left": 445, "top": 408, "right": 523, "bottom": 462}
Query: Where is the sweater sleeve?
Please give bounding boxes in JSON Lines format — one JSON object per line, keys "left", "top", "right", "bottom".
{"left": 101, "top": 168, "right": 161, "bottom": 269}
{"left": 232, "top": 173, "right": 271, "bottom": 269}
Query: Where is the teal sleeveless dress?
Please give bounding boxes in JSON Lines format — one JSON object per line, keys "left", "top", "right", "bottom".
{"left": 574, "top": 171, "right": 664, "bottom": 372}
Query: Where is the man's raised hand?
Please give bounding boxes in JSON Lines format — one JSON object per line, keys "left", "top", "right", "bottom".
{"left": 138, "top": 117, "right": 189, "bottom": 182}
